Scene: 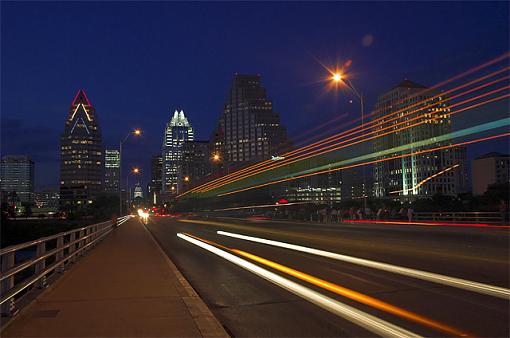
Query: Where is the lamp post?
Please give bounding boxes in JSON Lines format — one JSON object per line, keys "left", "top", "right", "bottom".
{"left": 331, "top": 73, "right": 368, "bottom": 209}
{"left": 119, "top": 129, "right": 141, "bottom": 216}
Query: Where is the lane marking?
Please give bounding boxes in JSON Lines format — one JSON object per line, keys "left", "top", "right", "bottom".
{"left": 177, "top": 233, "right": 422, "bottom": 338}
{"left": 217, "top": 231, "right": 510, "bottom": 300}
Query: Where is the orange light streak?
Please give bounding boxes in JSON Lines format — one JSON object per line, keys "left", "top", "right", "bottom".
{"left": 204, "top": 90, "right": 509, "bottom": 193}
{"left": 390, "top": 164, "right": 460, "bottom": 194}
{"left": 232, "top": 249, "right": 469, "bottom": 337}
{"left": 182, "top": 232, "right": 469, "bottom": 337}
{"left": 218, "top": 132, "right": 510, "bottom": 196}
{"left": 189, "top": 72, "right": 509, "bottom": 194}
{"left": 179, "top": 62, "right": 510, "bottom": 197}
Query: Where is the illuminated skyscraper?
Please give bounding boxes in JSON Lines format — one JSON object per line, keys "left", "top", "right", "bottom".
{"left": 372, "top": 80, "right": 467, "bottom": 199}
{"left": 148, "top": 154, "right": 163, "bottom": 204}
{"left": 60, "top": 89, "right": 103, "bottom": 205}
{"left": 1, "top": 155, "right": 35, "bottom": 203}
{"left": 219, "top": 74, "right": 287, "bottom": 164}
{"left": 104, "top": 149, "right": 120, "bottom": 193}
{"left": 162, "top": 110, "right": 194, "bottom": 194}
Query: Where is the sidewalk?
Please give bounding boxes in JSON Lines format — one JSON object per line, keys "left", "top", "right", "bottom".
{"left": 2, "top": 218, "right": 228, "bottom": 337}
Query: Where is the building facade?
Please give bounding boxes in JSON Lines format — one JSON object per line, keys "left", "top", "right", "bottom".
{"left": 60, "top": 89, "right": 103, "bottom": 206}
{"left": 34, "top": 188, "right": 60, "bottom": 209}
{"left": 219, "top": 74, "right": 287, "bottom": 164}
{"left": 472, "top": 152, "right": 509, "bottom": 195}
{"left": 148, "top": 155, "right": 163, "bottom": 204}
{"left": 104, "top": 149, "right": 120, "bottom": 193}
{"left": 162, "top": 110, "right": 194, "bottom": 195}
{"left": 0, "top": 155, "right": 35, "bottom": 203}
{"left": 179, "top": 140, "right": 211, "bottom": 191}
{"left": 372, "top": 80, "right": 467, "bottom": 199}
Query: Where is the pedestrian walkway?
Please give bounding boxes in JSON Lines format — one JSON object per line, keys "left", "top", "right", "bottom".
{"left": 2, "top": 218, "right": 228, "bottom": 337}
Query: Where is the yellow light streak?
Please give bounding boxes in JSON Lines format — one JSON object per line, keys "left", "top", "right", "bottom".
{"left": 390, "top": 164, "right": 460, "bottom": 194}
{"left": 217, "top": 230, "right": 510, "bottom": 299}
{"left": 231, "top": 248, "right": 469, "bottom": 337}
{"left": 177, "top": 233, "right": 421, "bottom": 338}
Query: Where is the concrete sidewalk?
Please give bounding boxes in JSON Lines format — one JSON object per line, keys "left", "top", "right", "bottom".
{"left": 2, "top": 218, "right": 228, "bottom": 337}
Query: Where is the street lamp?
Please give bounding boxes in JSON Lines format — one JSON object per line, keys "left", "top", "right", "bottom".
{"left": 330, "top": 72, "right": 368, "bottom": 208}
{"left": 119, "top": 129, "right": 142, "bottom": 216}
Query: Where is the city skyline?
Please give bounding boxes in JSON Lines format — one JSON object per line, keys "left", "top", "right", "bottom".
{"left": 2, "top": 2, "right": 508, "bottom": 189}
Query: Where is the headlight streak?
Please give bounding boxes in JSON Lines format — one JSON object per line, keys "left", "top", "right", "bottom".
{"left": 178, "top": 55, "right": 510, "bottom": 198}
{"left": 216, "top": 230, "right": 510, "bottom": 300}
{"left": 195, "top": 82, "right": 509, "bottom": 193}
{"left": 217, "top": 132, "right": 510, "bottom": 197}
{"left": 342, "top": 220, "right": 510, "bottom": 228}
{"left": 176, "top": 233, "right": 422, "bottom": 338}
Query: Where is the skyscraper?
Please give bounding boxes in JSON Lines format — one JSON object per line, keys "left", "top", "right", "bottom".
{"left": 1, "top": 155, "right": 35, "bottom": 203}
{"left": 162, "top": 110, "right": 194, "bottom": 194}
{"left": 148, "top": 154, "right": 163, "bottom": 204}
{"left": 219, "top": 74, "right": 287, "bottom": 164}
{"left": 104, "top": 149, "right": 120, "bottom": 193}
{"left": 60, "top": 89, "right": 103, "bottom": 206}
{"left": 472, "top": 152, "right": 509, "bottom": 195}
{"left": 372, "top": 80, "right": 467, "bottom": 199}
{"left": 179, "top": 140, "right": 211, "bottom": 190}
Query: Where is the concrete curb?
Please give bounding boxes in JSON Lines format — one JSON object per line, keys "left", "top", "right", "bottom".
{"left": 141, "top": 220, "right": 230, "bottom": 338}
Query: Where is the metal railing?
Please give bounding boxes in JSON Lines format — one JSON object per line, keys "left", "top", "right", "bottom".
{"left": 413, "top": 211, "right": 506, "bottom": 224}
{"left": 0, "top": 215, "right": 131, "bottom": 317}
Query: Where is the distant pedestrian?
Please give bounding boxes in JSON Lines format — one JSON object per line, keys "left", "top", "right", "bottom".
{"left": 399, "top": 207, "right": 406, "bottom": 220}
{"left": 376, "top": 208, "right": 383, "bottom": 221}
{"left": 407, "top": 207, "right": 414, "bottom": 222}
{"left": 331, "top": 208, "right": 338, "bottom": 223}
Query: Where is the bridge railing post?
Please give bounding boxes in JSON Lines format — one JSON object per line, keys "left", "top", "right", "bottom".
{"left": 35, "top": 242, "right": 47, "bottom": 288}
{"left": 1, "top": 251, "right": 16, "bottom": 317}
{"left": 56, "top": 235, "right": 65, "bottom": 273}
{"left": 68, "top": 232, "right": 76, "bottom": 264}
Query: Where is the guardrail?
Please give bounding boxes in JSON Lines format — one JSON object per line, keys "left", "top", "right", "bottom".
{"left": 0, "top": 215, "right": 131, "bottom": 317}
{"left": 413, "top": 211, "right": 506, "bottom": 224}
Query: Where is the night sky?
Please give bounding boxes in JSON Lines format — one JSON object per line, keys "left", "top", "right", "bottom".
{"left": 2, "top": 2, "right": 508, "bottom": 190}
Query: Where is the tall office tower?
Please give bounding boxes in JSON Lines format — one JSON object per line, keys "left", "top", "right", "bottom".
{"left": 60, "top": 89, "right": 103, "bottom": 206}
{"left": 104, "top": 149, "right": 120, "bottom": 193}
{"left": 0, "top": 155, "right": 35, "bottom": 203}
{"left": 220, "top": 74, "right": 287, "bottom": 164}
{"left": 179, "top": 140, "right": 211, "bottom": 191}
{"left": 148, "top": 155, "right": 163, "bottom": 204}
{"left": 372, "top": 80, "right": 467, "bottom": 199}
{"left": 162, "top": 110, "right": 194, "bottom": 194}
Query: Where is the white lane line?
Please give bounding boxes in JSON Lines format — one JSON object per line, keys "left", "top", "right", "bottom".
{"left": 177, "top": 233, "right": 422, "bottom": 338}
{"left": 217, "top": 230, "right": 510, "bottom": 300}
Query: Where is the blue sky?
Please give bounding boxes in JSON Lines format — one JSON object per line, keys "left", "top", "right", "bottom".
{"left": 1, "top": 1, "right": 508, "bottom": 189}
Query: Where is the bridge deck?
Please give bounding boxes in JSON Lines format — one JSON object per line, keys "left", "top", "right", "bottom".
{"left": 2, "top": 218, "right": 227, "bottom": 337}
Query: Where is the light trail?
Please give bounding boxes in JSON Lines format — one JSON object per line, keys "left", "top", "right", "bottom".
{"left": 180, "top": 63, "right": 510, "bottom": 196}
{"left": 217, "top": 132, "right": 510, "bottom": 197}
{"left": 342, "top": 220, "right": 510, "bottom": 228}
{"left": 214, "top": 201, "right": 310, "bottom": 212}
{"left": 389, "top": 164, "right": 460, "bottom": 195}
{"left": 216, "top": 230, "right": 510, "bottom": 299}
{"left": 177, "top": 232, "right": 423, "bottom": 338}
{"left": 198, "top": 87, "right": 509, "bottom": 193}
{"left": 231, "top": 249, "right": 469, "bottom": 337}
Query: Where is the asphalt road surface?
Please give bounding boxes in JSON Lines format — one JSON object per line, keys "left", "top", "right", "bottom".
{"left": 146, "top": 216, "right": 509, "bottom": 337}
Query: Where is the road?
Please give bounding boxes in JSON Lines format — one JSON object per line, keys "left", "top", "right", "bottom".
{"left": 146, "top": 216, "right": 509, "bottom": 337}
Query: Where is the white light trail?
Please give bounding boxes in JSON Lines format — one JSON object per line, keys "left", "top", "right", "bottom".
{"left": 217, "top": 231, "right": 510, "bottom": 300}
{"left": 177, "top": 233, "right": 422, "bottom": 338}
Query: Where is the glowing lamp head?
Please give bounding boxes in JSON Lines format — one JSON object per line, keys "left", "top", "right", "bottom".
{"left": 132, "top": 167, "right": 140, "bottom": 174}
{"left": 213, "top": 153, "right": 220, "bottom": 161}
{"left": 332, "top": 73, "right": 342, "bottom": 82}
{"left": 133, "top": 129, "right": 142, "bottom": 136}
{"left": 184, "top": 176, "right": 190, "bottom": 182}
